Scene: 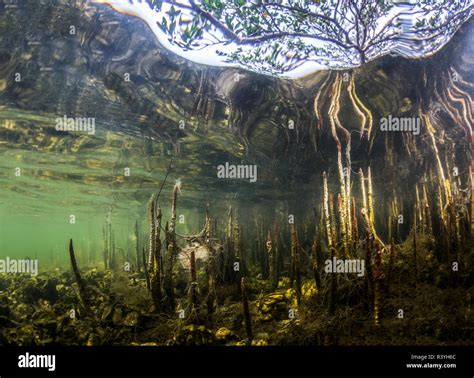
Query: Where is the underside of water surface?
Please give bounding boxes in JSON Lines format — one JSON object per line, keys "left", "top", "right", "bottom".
{"left": 0, "top": 1, "right": 473, "bottom": 347}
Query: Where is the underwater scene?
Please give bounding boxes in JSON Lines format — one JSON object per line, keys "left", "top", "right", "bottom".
{"left": 0, "top": 0, "right": 473, "bottom": 351}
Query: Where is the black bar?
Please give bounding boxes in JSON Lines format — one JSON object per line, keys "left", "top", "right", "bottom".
{"left": 1, "top": 346, "right": 473, "bottom": 377}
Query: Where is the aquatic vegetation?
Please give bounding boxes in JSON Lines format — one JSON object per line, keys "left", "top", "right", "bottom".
{"left": 0, "top": 0, "right": 472, "bottom": 353}
{"left": 240, "top": 277, "right": 253, "bottom": 341}
{"left": 68, "top": 239, "right": 90, "bottom": 310}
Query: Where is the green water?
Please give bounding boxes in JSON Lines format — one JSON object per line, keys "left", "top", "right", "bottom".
{"left": 0, "top": 111, "right": 137, "bottom": 265}
{"left": 0, "top": 106, "right": 287, "bottom": 268}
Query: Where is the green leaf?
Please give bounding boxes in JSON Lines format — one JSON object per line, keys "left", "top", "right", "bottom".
{"left": 225, "top": 15, "right": 234, "bottom": 30}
